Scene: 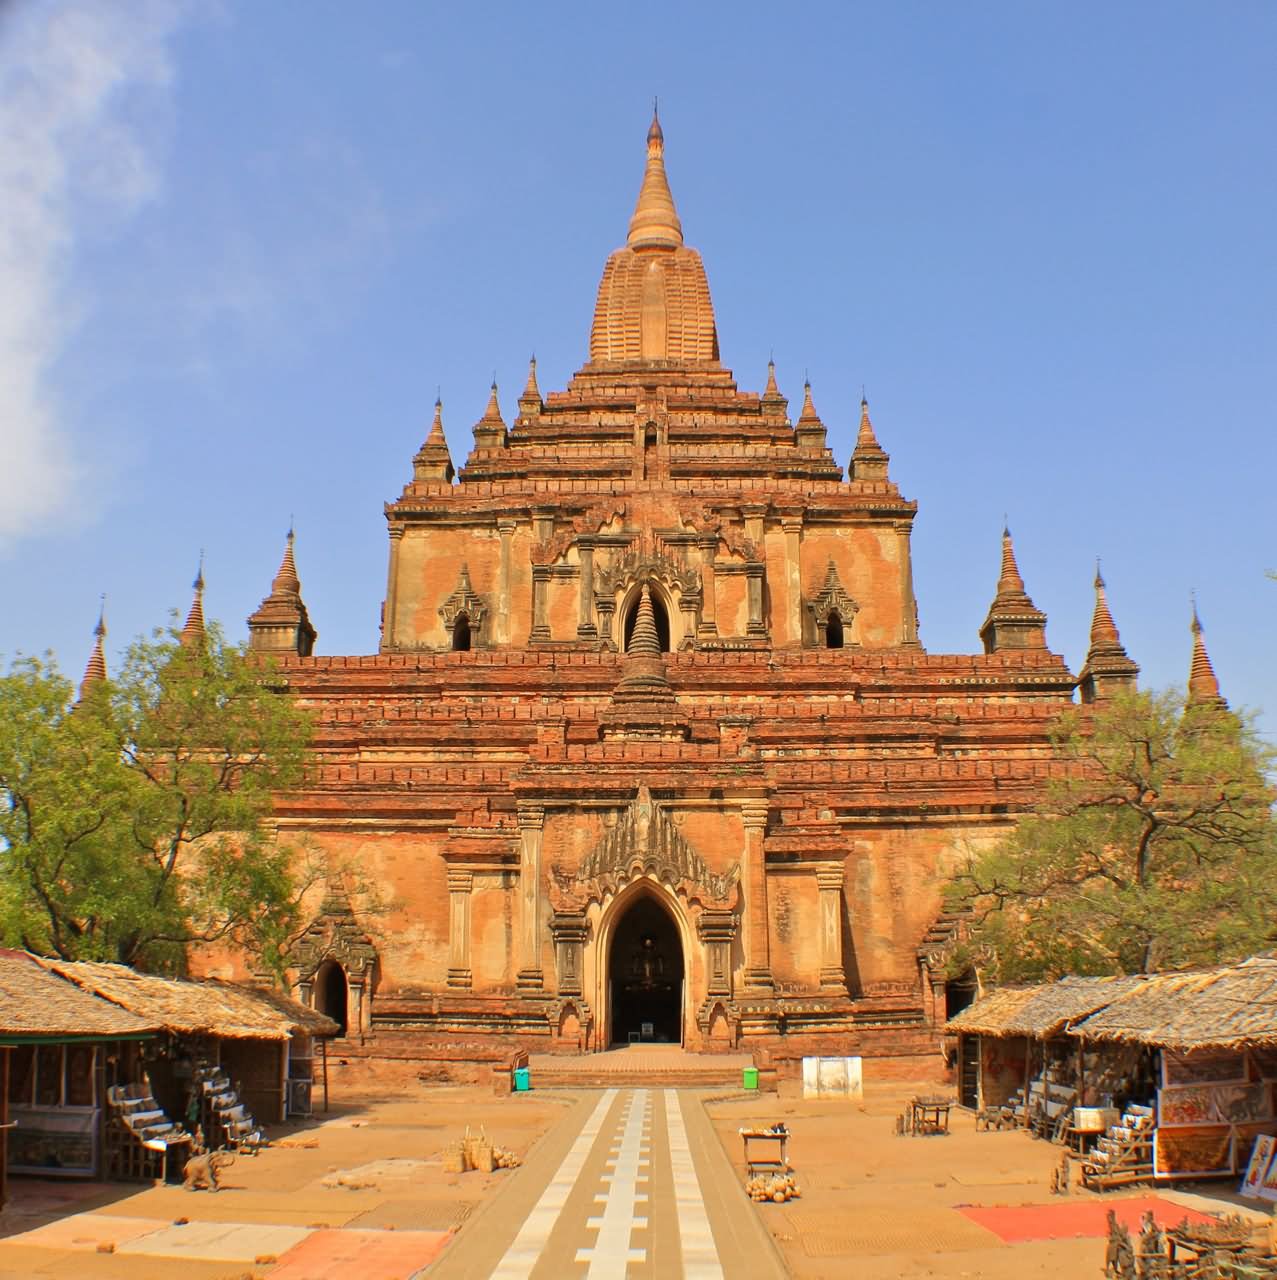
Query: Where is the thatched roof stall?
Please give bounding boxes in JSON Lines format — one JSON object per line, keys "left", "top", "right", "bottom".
{"left": 1069, "top": 958, "right": 1277, "bottom": 1180}
{"left": 0, "top": 953, "right": 156, "bottom": 1043}
{"left": 1072, "top": 958, "right": 1277, "bottom": 1053}
{"left": 946, "top": 977, "right": 1146, "bottom": 1117}
{"left": 0, "top": 952, "right": 158, "bottom": 1190}
{"left": 945, "top": 985, "right": 1039, "bottom": 1038}
{"left": 37, "top": 960, "right": 338, "bottom": 1128}
{"left": 38, "top": 960, "right": 336, "bottom": 1041}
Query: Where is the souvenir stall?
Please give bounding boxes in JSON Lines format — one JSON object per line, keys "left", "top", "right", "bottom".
{"left": 947, "top": 974, "right": 1141, "bottom": 1135}
{"left": 38, "top": 960, "right": 338, "bottom": 1145}
{"left": 0, "top": 951, "right": 157, "bottom": 1192}
{"left": 1073, "top": 958, "right": 1277, "bottom": 1186}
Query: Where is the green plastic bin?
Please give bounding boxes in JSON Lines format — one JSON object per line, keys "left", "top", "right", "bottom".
{"left": 514, "top": 1066, "right": 531, "bottom": 1092}
{"left": 742, "top": 1066, "right": 759, "bottom": 1090}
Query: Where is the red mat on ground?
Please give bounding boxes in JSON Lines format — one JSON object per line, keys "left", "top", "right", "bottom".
{"left": 268, "top": 1227, "right": 452, "bottom": 1279}
{"left": 958, "top": 1196, "right": 1215, "bottom": 1243}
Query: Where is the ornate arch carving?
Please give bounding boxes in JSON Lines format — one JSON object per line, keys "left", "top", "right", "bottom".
{"left": 595, "top": 536, "right": 700, "bottom": 601}
{"left": 438, "top": 563, "right": 487, "bottom": 632}
{"left": 570, "top": 785, "right": 737, "bottom": 909}
{"left": 292, "top": 881, "right": 378, "bottom": 983}
{"left": 807, "top": 559, "right": 859, "bottom": 643}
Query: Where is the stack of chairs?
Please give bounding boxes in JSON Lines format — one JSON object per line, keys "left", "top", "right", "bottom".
{"left": 195, "top": 1063, "right": 265, "bottom": 1153}
{"left": 105, "top": 1083, "right": 190, "bottom": 1180}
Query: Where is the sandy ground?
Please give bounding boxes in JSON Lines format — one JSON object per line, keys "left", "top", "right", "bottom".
{"left": 0, "top": 1078, "right": 1273, "bottom": 1278}
{"left": 0, "top": 1083, "right": 569, "bottom": 1280}
{"left": 706, "top": 1080, "right": 1276, "bottom": 1280}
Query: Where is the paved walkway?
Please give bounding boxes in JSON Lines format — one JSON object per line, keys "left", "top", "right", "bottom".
{"left": 432, "top": 1088, "right": 784, "bottom": 1279}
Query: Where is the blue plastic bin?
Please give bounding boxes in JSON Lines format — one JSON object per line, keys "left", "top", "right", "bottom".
{"left": 513, "top": 1066, "right": 531, "bottom": 1092}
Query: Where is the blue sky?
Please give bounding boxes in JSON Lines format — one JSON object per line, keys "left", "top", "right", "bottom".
{"left": 1, "top": 1, "right": 1274, "bottom": 737}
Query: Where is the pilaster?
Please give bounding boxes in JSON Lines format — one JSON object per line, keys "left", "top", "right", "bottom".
{"left": 816, "top": 865, "right": 847, "bottom": 992}
{"left": 382, "top": 524, "right": 404, "bottom": 651}
{"left": 781, "top": 512, "right": 803, "bottom": 646}
{"left": 550, "top": 911, "right": 589, "bottom": 996}
{"left": 741, "top": 803, "right": 773, "bottom": 990}
{"left": 530, "top": 565, "right": 551, "bottom": 643}
{"left": 697, "top": 909, "right": 738, "bottom": 998}
{"left": 577, "top": 538, "right": 598, "bottom": 639}
{"left": 516, "top": 804, "right": 545, "bottom": 988}
{"left": 697, "top": 535, "right": 718, "bottom": 638}
{"left": 446, "top": 869, "right": 473, "bottom": 988}
{"left": 894, "top": 520, "right": 920, "bottom": 647}
{"left": 497, "top": 519, "right": 516, "bottom": 645}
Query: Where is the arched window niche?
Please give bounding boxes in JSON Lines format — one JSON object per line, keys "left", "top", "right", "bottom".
{"left": 622, "top": 586, "right": 671, "bottom": 653}
{"left": 452, "top": 613, "right": 472, "bottom": 651}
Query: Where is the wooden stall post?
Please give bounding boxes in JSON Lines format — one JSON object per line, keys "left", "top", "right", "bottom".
{"left": 322, "top": 1037, "right": 329, "bottom": 1113}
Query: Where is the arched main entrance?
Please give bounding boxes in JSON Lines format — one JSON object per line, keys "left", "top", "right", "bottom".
{"left": 316, "top": 960, "right": 348, "bottom": 1036}
{"left": 607, "top": 894, "right": 684, "bottom": 1045}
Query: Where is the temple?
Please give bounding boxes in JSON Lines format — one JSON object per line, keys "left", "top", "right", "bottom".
{"left": 194, "top": 115, "right": 1164, "bottom": 1071}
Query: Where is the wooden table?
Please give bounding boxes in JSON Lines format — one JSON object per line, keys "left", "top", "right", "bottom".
{"left": 910, "top": 1095, "right": 952, "bottom": 1136}
{"left": 739, "top": 1126, "right": 789, "bottom": 1175}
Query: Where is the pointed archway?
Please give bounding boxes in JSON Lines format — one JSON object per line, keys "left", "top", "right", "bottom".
{"left": 316, "top": 959, "right": 349, "bottom": 1035}
{"left": 606, "top": 890, "right": 684, "bottom": 1046}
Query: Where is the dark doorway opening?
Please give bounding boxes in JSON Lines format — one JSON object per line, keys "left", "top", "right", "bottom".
{"left": 608, "top": 894, "right": 683, "bottom": 1046}
{"left": 318, "top": 961, "right": 348, "bottom": 1036}
{"left": 946, "top": 968, "right": 977, "bottom": 1020}
{"left": 825, "top": 612, "right": 844, "bottom": 648}
{"left": 623, "top": 591, "right": 670, "bottom": 653}
{"left": 452, "top": 614, "right": 471, "bottom": 651}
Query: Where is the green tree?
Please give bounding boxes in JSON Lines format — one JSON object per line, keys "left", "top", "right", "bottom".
{"left": 0, "top": 625, "right": 316, "bottom": 973}
{"left": 946, "top": 688, "right": 1277, "bottom": 982}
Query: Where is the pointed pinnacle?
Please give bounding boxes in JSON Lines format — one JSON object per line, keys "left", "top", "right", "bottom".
{"left": 627, "top": 583, "right": 662, "bottom": 656}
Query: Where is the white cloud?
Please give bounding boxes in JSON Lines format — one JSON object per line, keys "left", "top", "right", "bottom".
{"left": 0, "top": 0, "right": 186, "bottom": 548}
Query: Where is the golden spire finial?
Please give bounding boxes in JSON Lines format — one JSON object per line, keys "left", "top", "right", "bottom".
{"left": 1088, "top": 559, "right": 1121, "bottom": 649}
{"left": 1187, "top": 596, "right": 1224, "bottom": 705}
{"left": 181, "top": 555, "right": 207, "bottom": 649}
{"left": 628, "top": 107, "right": 683, "bottom": 248}
{"left": 425, "top": 397, "right": 446, "bottom": 446}
{"left": 271, "top": 526, "right": 300, "bottom": 597}
{"left": 998, "top": 525, "right": 1026, "bottom": 594}
{"left": 79, "top": 596, "right": 108, "bottom": 698}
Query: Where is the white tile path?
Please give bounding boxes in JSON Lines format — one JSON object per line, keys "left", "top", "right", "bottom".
{"left": 489, "top": 1087, "right": 617, "bottom": 1278}
{"left": 487, "top": 1086, "right": 728, "bottom": 1279}
{"left": 579, "top": 1088, "right": 650, "bottom": 1277}
{"left": 665, "top": 1089, "right": 724, "bottom": 1280}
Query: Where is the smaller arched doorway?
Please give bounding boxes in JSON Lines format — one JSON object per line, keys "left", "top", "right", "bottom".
{"left": 452, "top": 614, "right": 472, "bottom": 651}
{"left": 316, "top": 960, "right": 349, "bottom": 1036}
{"left": 607, "top": 894, "right": 684, "bottom": 1045}
{"left": 825, "top": 611, "right": 844, "bottom": 648}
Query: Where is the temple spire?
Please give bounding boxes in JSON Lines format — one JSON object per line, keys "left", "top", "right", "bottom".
{"left": 760, "top": 357, "right": 788, "bottom": 419}
{"left": 180, "top": 559, "right": 206, "bottom": 649}
{"left": 997, "top": 524, "right": 1026, "bottom": 594}
{"left": 627, "top": 108, "right": 683, "bottom": 248}
{"left": 412, "top": 397, "right": 455, "bottom": 483}
{"left": 795, "top": 377, "right": 828, "bottom": 450}
{"left": 248, "top": 527, "right": 316, "bottom": 656}
{"left": 472, "top": 380, "right": 508, "bottom": 450}
{"left": 1078, "top": 562, "right": 1138, "bottom": 702}
{"left": 78, "top": 599, "right": 108, "bottom": 700}
{"left": 425, "top": 397, "right": 446, "bottom": 446}
{"left": 849, "top": 395, "right": 890, "bottom": 481}
{"left": 627, "top": 583, "right": 661, "bottom": 657}
{"left": 979, "top": 525, "right": 1047, "bottom": 653}
{"left": 518, "top": 356, "right": 542, "bottom": 419}
{"left": 1188, "top": 600, "right": 1226, "bottom": 707}
{"left": 273, "top": 526, "right": 300, "bottom": 596}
